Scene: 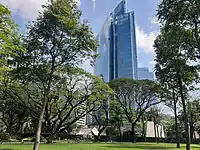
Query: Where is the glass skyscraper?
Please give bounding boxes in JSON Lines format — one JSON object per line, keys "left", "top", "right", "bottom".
{"left": 95, "top": 0, "right": 138, "bottom": 82}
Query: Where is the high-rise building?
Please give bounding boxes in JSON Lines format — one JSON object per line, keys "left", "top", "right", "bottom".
{"left": 138, "top": 67, "right": 154, "bottom": 80}
{"left": 95, "top": 0, "right": 138, "bottom": 82}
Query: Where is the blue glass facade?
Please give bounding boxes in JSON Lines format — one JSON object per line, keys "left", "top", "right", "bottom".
{"left": 95, "top": 0, "right": 138, "bottom": 82}
{"left": 95, "top": 17, "right": 112, "bottom": 82}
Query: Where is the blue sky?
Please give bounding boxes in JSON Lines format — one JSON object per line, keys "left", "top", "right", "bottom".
{"left": 1, "top": 0, "right": 160, "bottom": 73}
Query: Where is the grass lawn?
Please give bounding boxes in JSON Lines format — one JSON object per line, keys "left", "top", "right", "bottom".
{"left": 0, "top": 142, "right": 200, "bottom": 150}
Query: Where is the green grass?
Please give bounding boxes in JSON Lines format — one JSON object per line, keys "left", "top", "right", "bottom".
{"left": 0, "top": 143, "right": 200, "bottom": 150}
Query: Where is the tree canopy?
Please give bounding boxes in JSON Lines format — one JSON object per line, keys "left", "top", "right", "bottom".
{"left": 109, "top": 78, "right": 166, "bottom": 143}
{"left": 0, "top": 4, "right": 24, "bottom": 81}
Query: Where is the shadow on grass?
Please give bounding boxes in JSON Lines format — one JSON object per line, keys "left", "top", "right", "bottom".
{"left": 0, "top": 149, "right": 15, "bottom": 150}
{"left": 192, "top": 146, "right": 200, "bottom": 149}
{"left": 104, "top": 143, "right": 175, "bottom": 149}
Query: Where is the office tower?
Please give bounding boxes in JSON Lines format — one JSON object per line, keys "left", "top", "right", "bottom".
{"left": 76, "top": 103, "right": 86, "bottom": 127}
{"left": 95, "top": 0, "right": 138, "bottom": 82}
{"left": 138, "top": 67, "right": 154, "bottom": 80}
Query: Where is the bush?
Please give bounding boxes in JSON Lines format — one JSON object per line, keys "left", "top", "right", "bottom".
{"left": 31, "top": 136, "right": 46, "bottom": 143}
{"left": 0, "top": 132, "right": 10, "bottom": 141}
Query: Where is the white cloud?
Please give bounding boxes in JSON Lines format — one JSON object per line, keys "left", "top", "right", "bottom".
{"left": 0, "top": 0, "right": 80, "bottom": 20}
{"left": 0, "top": 0, "right": 48, "bottom": 20}
{"left": 81, "top": 60, "right": 94, "bottom": 74}
{"left": 92, "top": 0, "right": 96, "bottom": 11}
{"left": 136, "top": 25, "right": 157, "bottom": 54}
{"left": 149, "top": 60, "right": 156, "bottom": 65}
{"left": 150, "top": 16, "right": 159, "bottom": 25}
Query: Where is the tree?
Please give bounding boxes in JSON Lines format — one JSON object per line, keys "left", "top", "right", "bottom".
{"left": 11, "top": 0, "right": 98, "bottom": 149}
{"left": 164, "top": 116, "right": 183, "bottom": 139}
{"left": 157, "top": 0, "right": 200, "bottom": 57}
{"left": 180, "top": 100, "right": 200, "bottom": 142}
{"left": 5, "top": 67, "right": 111, "bottom": 143}
{"left": 90, "top": 102, "right": 109, "bottom": 141}
{"left": 0, "top": 4, "right": 24, "bottom": 81}
{"left": 156, "top": 2, "right": 200, "bottom": 146}
{"left": 141, "top": 112, "right": 148, "bottom": 142}
{"left": 154, "top": 25, "right": 199, "bottom": 150}
{"left": 41, "top": 68, "right": 112, "bottom": 143}
{"left": 195, "top": 121, "right": 200, "bottom": 139}
{"left": 0, "top": 92, "right": 29, "bottom": 137}
{"left": 165, "top": 89, "right": 181, "bottom": 148}
{"left": 109, "top": 99, "right": 125, "bottom": 141}
{"left": 109, "top": 78, "right": 166, "bottom": 143}
{"left": 189, "top": 100, "right": 200, "bottom": 142}
{"left": 148, "top": 106, "right": 162, "bottom": 143}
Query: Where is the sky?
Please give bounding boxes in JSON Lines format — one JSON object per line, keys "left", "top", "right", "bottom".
{"left": 0, "top": 0, "right": 160, "bottom": 73}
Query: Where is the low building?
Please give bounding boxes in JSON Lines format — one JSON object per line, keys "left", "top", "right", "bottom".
{"left": 146, "top": 121, "right": 165, "bottom": 138}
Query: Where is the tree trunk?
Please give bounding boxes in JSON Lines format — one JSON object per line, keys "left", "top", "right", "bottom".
{"left": 193, "top": 130, "right": 196, "bottom": 144}
{"left": 141, "top": 115, "right": 146, "bottom": 142}
{"left": 97, "top": 132, "right": 101, "bottom": 142}
{"left": 156, "top": 125, "right": 159, "bottom": 143}
{"left": 190, "top": 123, "right": 194, "bottom": 143}
{"left": 46, "top": 134, "right": 53, "bottom": 144}
{"left": 173, "top": 89, "right": 180, "bottom": 148}
{"left": 7, "top": 126, "right": 13, "bottom": 137}
{"left": 33, "top": 98, "right": 48, "bottom": 150}
{"left": 131, "top": 124, "right": 136, "bottom": 143}
{"left": 117, "top": 122, "right": 122, "bottom": 142}
{"left": 178, "top": 74, "right": 190, "bottom": 150}
{"left": 153, "top": 119, "right": 157, "bottom": 143}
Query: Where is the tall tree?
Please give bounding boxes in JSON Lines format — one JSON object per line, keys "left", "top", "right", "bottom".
{"left": 156, "top": 1, "right": 200, "bottom": 147}
{"left": 154, "top": 25, "right": 199, "bottom": 150}
{"left": 109, "top": 78, "right": 166, "bottom": 143}
{"left": 12, "top": 0, "right": 98, "bottom": 149}
{"left": 165, "top": 88, "right": 181, "bottom": 148}
{"left": 0, "top": 4, "right": 24, "bottom": 81}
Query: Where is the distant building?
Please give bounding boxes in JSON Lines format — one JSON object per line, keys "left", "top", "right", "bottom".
{"left": 146, "top": 121, "right": 165, "bottom": 138}
{"left": 138, "top": 67, "right": 154, "bottom": 80}
{"left": 95, "top": 0, "right": 138, "bottom": 82}
{"left": 75, "top": 103, "right": 87, "bottom": 127}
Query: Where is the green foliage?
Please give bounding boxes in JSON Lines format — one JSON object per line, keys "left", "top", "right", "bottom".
{"left": 0, "top": 4, "right": 24, "bottom": 81}
{"left": 157, "top": 0, "right": 200, "bottom": 52}
{"left": 155, "top": 26, "right": 199, "bottom": 88}
{"left": 187, "top": 100, "right": 200, "bottom": 138}
{"left": 109, "top": 78, "right": 166, "bottom": 142}
{"left": 154, "top": 26, "right": 198, "bottom": 139}
{"left": 109, "top": 98, "right": 125, "bottom": 136}
{"left": 155, "top": 5, "right": 200, "bottom": 146}
{"left": 187, "top": 100, "right": 200, "bottom": 123}
{"left": 0, "top": 132, "right": 9, "bottom": 141}
{"left": 22, "top": 0, "right": 98, "bottom": 69}
{"left": 157, "top": 0, "right": 200, "bottom": 70}
{"left": 5, "top": 0, "right": 99, "bottom": 148}
{"left": 164, "top": 116, "right": 182, "bottom": 138}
